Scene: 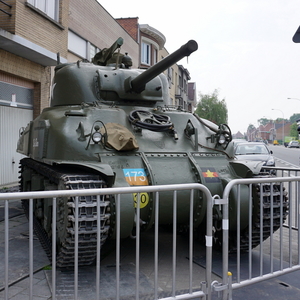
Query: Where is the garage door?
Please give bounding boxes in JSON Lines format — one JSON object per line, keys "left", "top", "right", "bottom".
{"left": 0, "top": 75, "right": 33, "bottom": 187}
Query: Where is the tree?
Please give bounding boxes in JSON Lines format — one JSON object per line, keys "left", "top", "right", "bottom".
{"left": 247, "top": 124, "right": 256, "bottom": 131}
{"left": 290, "top": 123, "right": 299, "bottom": 139}
{"left": 195, "top": 90, "right": 228, "bottom": 124}
{"left": 289, "top": 113, "right": 300, "bottom": 124}
{"left": 289, "top": 114, "right": 300, "bottom": 139}
{"left": 258, "top": 118, "right": 270, "bottom": 126}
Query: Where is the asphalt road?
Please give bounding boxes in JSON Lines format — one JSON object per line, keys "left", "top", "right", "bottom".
{"left": 268, "top": 144, "right": 300, "bottom": 168}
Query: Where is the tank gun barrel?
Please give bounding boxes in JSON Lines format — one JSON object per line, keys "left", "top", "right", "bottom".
{"left": 126, "top": 40, "right": 198, "bottom": 93}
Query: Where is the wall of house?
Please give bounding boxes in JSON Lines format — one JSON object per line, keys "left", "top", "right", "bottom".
{"left": 0, "top": 50, "right": 51, "bottom": 117}
{"left": 0, "top": 1, "right": 194, "bottom": 186}
{"left": 69, "top": 0, "right": 139, "bottom": 67}
{"left": 1, "top": 0, "right": 140, "bottom": 115}
{"left": 0, "top": 51, "right": 43, "bottom": 186}
{"left": 0, "top": 0, "right": 70, "bottom": 116}
{"left": 116, "top": 18, "right": 139, "bottom": 42}
{"left": 177, "top": 66, "right": 190, "bottom": 110}
{"left": 16, "top": 0, "right": 69, "bottom": 59}
{"left": 0, "top": 105, "right": 33, "bottom": 186}
{"left": 0, "top": 0, "right": 16, "bottom": 33}
{"left": 247, "top": 122, "right": 292, "bottom": 142}
{"left": 140, "top": 32, "right": 160, "bottom": 69}
{"left": 160, "top": 47, "right": 179, "bottom": 106}
{"left": 188, "top": 82, "right": 197, "bottom": 112}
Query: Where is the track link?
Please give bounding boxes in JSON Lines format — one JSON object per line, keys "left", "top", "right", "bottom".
{"left": 234, "top": 180, "right": 289, "bottom": 251}
{"left": 20, "top": 158, "right": 111, "bottom": 268}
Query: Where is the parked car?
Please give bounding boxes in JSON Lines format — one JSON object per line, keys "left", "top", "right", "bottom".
{"left": 234, "top": 142, "right": 275, "bottom": 173}
{"left": 232, "top": 139, "right": 247, "bottom": 147}
{"left": 287, "top": 141, "right": 300, "bottom": 148}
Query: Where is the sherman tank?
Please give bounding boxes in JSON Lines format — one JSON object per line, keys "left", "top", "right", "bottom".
{"left": 17, "top": 38, "right": 287, "bottom": 268}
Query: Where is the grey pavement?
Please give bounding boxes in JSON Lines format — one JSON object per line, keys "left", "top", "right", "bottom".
{"left": 0, "top": 202, "right": 215, "bottom": 300}
{"left": 1, "top": 200, "right": 300, "bottom": 299}
{"left": 0, "top": 270, "right": 51, "bottom": 300}
{"left": 0, "top": 212, "right": 51, "bottom": 300}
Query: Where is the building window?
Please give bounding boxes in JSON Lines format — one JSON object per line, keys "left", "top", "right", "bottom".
{"left": 68, "top": 31, "right": 87, "bottom": 59}
{"left": 141, "top": 42, "right": 151, "bottom": 65}
{"left": 0, "top": 81, "right": 33, "bottom": 109}
{"left": 168, "top": 67, "right": 174, "bottom": 84}
{"left": 90, "top": 44, "right": 98, "bottom": 61}
{"left": 68, "top": 31, "right": 100, "bottom": 61}
{"left": 27, "top": 0, "right": 59, "bottom": 21}
{"left": 178, "top": 75, "right": 182, "bottom": 94}
{"left": 153, "top": 48, "right": 158, "bottom": 64}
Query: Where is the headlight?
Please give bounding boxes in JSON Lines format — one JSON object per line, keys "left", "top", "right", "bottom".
{"left": 265, "top": 157, "right": 275, "bottom": 166}
{"left": 218, "top": 134, "right": 226, "bottom": 144}
{"left": 92, "top": 132, "right": 102, "bottom": 143}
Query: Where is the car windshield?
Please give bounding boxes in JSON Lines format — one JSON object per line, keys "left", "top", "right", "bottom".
{"left": 235, "top": 144, "right": 269, "bottom": 155}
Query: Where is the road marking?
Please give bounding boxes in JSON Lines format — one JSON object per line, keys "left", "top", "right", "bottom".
{"left": 274, "top": 157, "right": 300, "bottom": 169}
{"left": 274, "top": 157, "right": 300, "bottom": 176}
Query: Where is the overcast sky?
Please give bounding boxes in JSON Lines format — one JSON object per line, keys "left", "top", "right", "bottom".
{"left": 98, "top": 0, "right": 300, "bottom": 134}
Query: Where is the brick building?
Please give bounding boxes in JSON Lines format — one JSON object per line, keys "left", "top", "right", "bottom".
{"left": 0, "top": 0, "right": 138, "bottom": 186}
{"left": 188, "top": 82, "right": 197, "bottom": 112}
{"left": 0, "top": 0, "right": 195, "bottom": 186}
{"left": 247, "top": 121, "right": 291, "bottom": 143}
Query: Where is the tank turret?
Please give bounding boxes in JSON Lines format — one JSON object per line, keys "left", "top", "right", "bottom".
{"left": 49, "top": 39, "right": 197, "bottom": 107}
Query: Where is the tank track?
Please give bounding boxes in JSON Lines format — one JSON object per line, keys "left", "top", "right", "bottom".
{"left": 232, "top": 180, "right": 289, "bottom": 251}
{"left": 20, "top": 158, "right": 111, "bottom": 268}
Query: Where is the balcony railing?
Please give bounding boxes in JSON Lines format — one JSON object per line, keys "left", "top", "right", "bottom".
{"left": 0, "top": 0, "right": 12, "bottom": 16}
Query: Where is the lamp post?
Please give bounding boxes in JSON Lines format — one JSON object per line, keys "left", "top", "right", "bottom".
{"left": 272, "top": 108, "right": 285, "bottom": 145}
{"left": 287, "top": 97, "right": 300, "bottom": 101}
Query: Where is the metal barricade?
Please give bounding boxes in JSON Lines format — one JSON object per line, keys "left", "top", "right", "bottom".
{"left": 219, "top": 175, "right": 300, "bottom": 300}
{"left": 267, "top": 166, "right": 300, "bottom": 229}
{"left": 0, "top": 183, "right": 215, "bottom": 300}
{"left": 270, "top": 166, "right": 300, "bottom": 178}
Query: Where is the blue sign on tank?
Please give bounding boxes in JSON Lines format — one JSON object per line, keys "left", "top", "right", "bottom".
{"left": 123, "top": 168, "right": 148, "bottom": 185}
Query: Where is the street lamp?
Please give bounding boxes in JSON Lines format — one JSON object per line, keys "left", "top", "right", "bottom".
{"left": 272, "top": 108, "right": 285, "bottom": 145}
{"left": 287, "top": 97, "right": 300, "bottom": 101}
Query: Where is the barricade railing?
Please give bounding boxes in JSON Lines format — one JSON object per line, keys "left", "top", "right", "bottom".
{"left": 220, "top": 176, "right": 300, "bottom": 300}
{"left": 265, "top": 166, "right": 300, "bottom": 229}
{"left": 0, "top": 183, "right": 215, "bottom": 300}
{"left": 269, "top": 166, "right": 300, "bottom": 178}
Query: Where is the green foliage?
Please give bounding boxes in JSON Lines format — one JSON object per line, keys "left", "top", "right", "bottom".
{"left": 274, "top": 118, "right": 287, "bottom": 122}
{"left": 247, "top": 124, "right": 255, "bottom": 131}
{"left": 195, "top": 90, "right": 228, "bottom": 125}
{"left": 290, "top": 123, "right": 299, "bottom": 139}
{"left": 290, "top": 113, "right": 300, "bottom": 123}
{"left": 258, "top": 118, "right": 270, "bottom": 126}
